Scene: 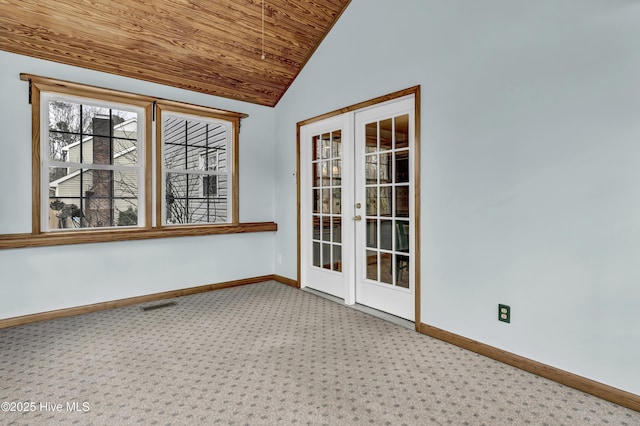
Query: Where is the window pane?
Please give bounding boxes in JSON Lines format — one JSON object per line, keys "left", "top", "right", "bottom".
{"left": 82, "top": 169, "right": 114, "bottom": 227}
{"left": 313, "top": 163, "right": 321, "bottom": 187}
{"left": 332, "top": 160, "right": 341, "bottom": 186}
{"left": 332, "top": 218, "right": 342, "bottom": 243}
{"left": 312, "top": 215, "right": 321, "bottom": 240}
{"left": 81, "top": 106, "right": 110, "bottom": 136}
{"left": 113, "top": 139, "right": 138, "bottom": 165}
{"left": 396, "top": 254, "right": 410, "bottom": 288}
{"left": 332, "top": 188, "right": 341, "bottom": 214}
{"left": 49, "top": 100, "right": 81, "bottom": 134}
{"left": 48, "top": 166, "right": 82, "bottom": 230}
{"left": 313, "top": 135, "right": 321, "bottom": 161}
{"left": 163, "top": 115, "right": 187, "bottom": 148}
{"left": 332, "top": 130, "right": 342, "bottom": 158}
{"left": 380, "top": 253, "right": 393, "bottom": 285}
{"left": 379, "top": 152, "right": 391, "bottom": 184}
{"left": 321, "top": 188, "right": 330, "bottom": 214}
{"left": 366, "top": 250, "right": 378, "bottom": 281}
{"left": 365, "top": 122, "right": 377, "bottom": 153}
{"left": 396, "top": 186, "right": 409, "bottom": 218}
{"left": 395, "top": 115, "right": 409, "bottom": 149}
{"left": 321, "top": 133, "right": 331, "bottom": 159}
{"left": 366, "top": 187, "right": 377, "bottom": 216}
{"left": 396, "top": 220, "right": 410, "bottom": 253}
{"left": 165, "top": 172, "right": 227, "bottom": 224}
{"left": 184, "top": 120, "right": 209, "bottom": 148}
{"left": 395, "top": 151, "right": 409, "bottom": 183}
{"left": 48, "top": 101, "right": 139, "bottom": 165}
{"left": 333, "top": 245, "right": 342, "bottom": 272}
{"left": 210, "top": 142, "right": 227, "bottom": 172}
{"left": 380, "top": 187, "right": 392, "bottom": 217}
{"left": 163, "top": 117, "right": 228, "bottom": 171}
{"left": 313, "top": 189, "right": 320, "bottom": 214}
{"left": 313, "top": 242, "right": 321, "bottom": 267}
{"left": 165, "top": 145, "right": 223, "bottom": 172}
{"left": 48, "top": 168, "right": 138, "bottom": 229}
{"left": 49, "top": 134, "right": 80, "bottom": 163}
{"left": 366, "top": 219, "right": 377, "bottom": 248}
{"left": 380, "top": 118, "right": 393, "bottom": 151}
{"left": 380, "top": 219, "right": 392, "bottom": 250}
{"left": 114, "top": 170, "right": 140, "bottom": 227}
{"left": 321, "top": 217, "right": 331, "bottom": 242}
{"left": 322, "top": 243, "right": 331, "bottom": 269}
{"left": 321, "top": 160, "right": 330, "bottom": 186}
{"left": 365, "top": 154, "right": 377, "bottom": 184}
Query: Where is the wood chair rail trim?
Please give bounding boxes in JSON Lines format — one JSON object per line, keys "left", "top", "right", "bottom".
{"left": 0, "top": 222, "right": 277, "bottom": 249}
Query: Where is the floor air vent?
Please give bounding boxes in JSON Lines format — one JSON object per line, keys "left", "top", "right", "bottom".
{"left": 141, "top": 301, "right": 177, "bottom": 312}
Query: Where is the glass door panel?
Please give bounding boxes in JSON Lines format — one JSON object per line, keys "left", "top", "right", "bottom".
{"left": 311, "top": 131, "right": 343, "bottom": 273}
{"left": 362, "top": 113, "right": 411, "bottom": 289}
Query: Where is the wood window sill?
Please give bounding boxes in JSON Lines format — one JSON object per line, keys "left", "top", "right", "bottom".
{"left": 0, "top": 222, "right": 277, "bottom": 249}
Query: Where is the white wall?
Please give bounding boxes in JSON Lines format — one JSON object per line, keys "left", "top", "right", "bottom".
{"left": 0, "top": 51, "right": 276, "bottom": 318}
{"left": 274, "top": 0, "right": 640, "bottom": 395}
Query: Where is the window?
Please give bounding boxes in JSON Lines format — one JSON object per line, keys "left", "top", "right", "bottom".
{"left": 160, "top": 110, "right": 232, "bottom": 225}
{"left": 9, "top": 74, "right": 261, "bottom": 248}
{"left": 42, "top": 93, "right": 145, "bottom": 231}
{"left": 199, "top": 151, "right": 219, "bottom": 198}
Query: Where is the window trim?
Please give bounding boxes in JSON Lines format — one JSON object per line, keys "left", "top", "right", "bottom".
{"left": 29, "top": 77, "right": 155, "bottom": 235}
{"left": 0, "top": 74, "right": 276, "bottom": 249}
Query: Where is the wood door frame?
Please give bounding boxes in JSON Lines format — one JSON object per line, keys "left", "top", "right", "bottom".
{"left": 296, "top": 86, "right": 421, "bottom": 331}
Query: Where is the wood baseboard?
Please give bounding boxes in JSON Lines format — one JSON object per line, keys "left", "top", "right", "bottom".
{"left": 0, "top": 275, "right": 276, "bottom": 330}
{"left": 419, "top": 323, "right": 640, "bottom": 413}
{"left": 272, "top": 274, "right": 299, "bottom": 288}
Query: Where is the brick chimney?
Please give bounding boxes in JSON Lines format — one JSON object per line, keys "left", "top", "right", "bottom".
{"left": 85, "top": 114, "right": 113, "bottom": 227}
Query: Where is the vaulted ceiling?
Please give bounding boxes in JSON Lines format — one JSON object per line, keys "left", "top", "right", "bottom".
{"left": 0, "top": 0, "right": 351, "bottom": 107}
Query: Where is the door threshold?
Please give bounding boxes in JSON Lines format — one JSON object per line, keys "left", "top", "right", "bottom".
{"left": 301, "top": 287, "right": 414, "bottom": 330}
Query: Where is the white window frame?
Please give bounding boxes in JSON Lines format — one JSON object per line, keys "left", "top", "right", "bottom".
{"left": 159, "top": 110, "right": 234, "bottom": 226}
{"left": 39, "top": 92, "right": 146, "bottom": 232}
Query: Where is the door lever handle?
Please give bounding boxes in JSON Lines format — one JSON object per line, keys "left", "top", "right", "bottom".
{"left": 353, "top": 215, "right": 362, "bottom": 221}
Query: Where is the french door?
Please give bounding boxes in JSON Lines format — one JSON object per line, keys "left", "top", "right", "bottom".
{"left": 300, "top": 114, "right": 353, "bottom": 300}
{"left": 300, "top": 94, "right": 416, "bottom": 321}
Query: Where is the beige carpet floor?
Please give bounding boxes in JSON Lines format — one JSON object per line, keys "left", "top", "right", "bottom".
{"left": 1, "top": 280, "right": 638, "bottom": 425}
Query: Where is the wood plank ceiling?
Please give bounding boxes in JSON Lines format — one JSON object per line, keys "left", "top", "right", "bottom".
{"left": 0, "top": 0, "right": 351, "bottom": 106}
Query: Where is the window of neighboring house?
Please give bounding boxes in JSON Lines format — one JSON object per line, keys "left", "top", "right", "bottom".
{"left": 41, "top": 92, "right": 146, "bottom": 231}
{"left": 17, "top": 75, "right": 249, "bottom": 246}
{"left": 200, "top": 151, "right": 219, "bottom": 198}
{"left": 157, "top": 104, "right": 238, "bottom": 226}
